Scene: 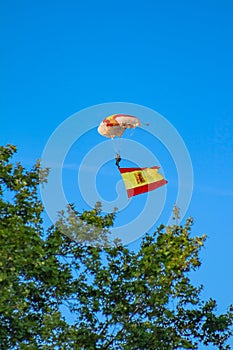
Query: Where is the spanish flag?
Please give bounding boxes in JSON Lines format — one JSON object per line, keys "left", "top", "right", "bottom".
{"left": 119, "top": 166, "right": 168, "bottom": 198}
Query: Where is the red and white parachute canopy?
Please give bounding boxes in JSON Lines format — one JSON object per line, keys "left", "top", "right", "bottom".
{"left": 98, "top": 114, "right": 141, "bottom": 138}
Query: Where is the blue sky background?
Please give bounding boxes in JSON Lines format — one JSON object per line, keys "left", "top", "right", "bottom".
{"left": 0, "top": 1, "right": 233, "bottom": 347}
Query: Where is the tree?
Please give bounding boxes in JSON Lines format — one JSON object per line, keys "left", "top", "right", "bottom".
{"left": 0, "top": 144, "right": 232, "bottom": 349}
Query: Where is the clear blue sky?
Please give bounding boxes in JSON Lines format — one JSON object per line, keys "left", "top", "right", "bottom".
{"left": 0, "top": 1, "right": 233, "bottom": 347}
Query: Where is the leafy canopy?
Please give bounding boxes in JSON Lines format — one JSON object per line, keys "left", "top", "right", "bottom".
{"left": 0, "top": 144, "right": 232, "bottom": 349}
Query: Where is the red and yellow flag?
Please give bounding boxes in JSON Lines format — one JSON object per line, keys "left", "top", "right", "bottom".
{"left": 119, "top": 166, "right": 168, "bottom": 198}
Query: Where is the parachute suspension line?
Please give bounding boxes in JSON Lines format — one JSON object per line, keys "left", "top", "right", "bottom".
{"left": 111, "top": 137, "right": 121, "bottom": 155}
{"left": 127, "top": 127, "right": 136, "bottom": 139}
{"left": 97, "top": 114, "right": 142, "bottom": 157}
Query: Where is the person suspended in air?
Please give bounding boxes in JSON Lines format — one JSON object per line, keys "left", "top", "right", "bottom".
{"left": 115, "top": 153, "right": 121, "bottom": 168}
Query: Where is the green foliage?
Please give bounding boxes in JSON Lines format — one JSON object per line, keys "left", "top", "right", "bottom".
{"left": 56, "top": 201, "right": 116, "bottom": 246}
{"left": 0, "top": 145, "right": 233, "bottom": 349}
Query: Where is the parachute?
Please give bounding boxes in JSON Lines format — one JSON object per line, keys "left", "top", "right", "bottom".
{"left": 98, "top": 114, "right": 141, "bottom": 139}
{"left": 97, "top": 114, "right": 167, "bottom": 197}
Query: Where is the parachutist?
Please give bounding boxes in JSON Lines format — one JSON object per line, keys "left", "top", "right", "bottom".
{"left": 115, "top": 153, "right": 121, "bottom": 168}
